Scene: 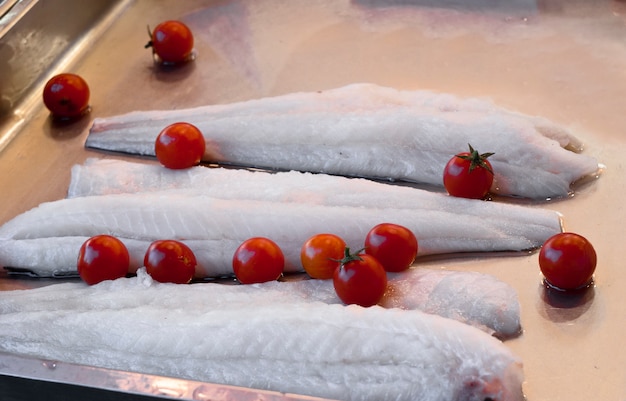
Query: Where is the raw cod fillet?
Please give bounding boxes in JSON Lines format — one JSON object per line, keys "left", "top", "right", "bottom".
{"left": 0, "top": 187, "right": 561, "bottom": 278}
{"left": 86, "top": 83, "right": 599, "bottom": 199}
{"left": 381, "top": 269, "right": 521, "bottom": 338}
{"left": 66, "top": 159, "right": 561, "bottom": 232}
{"left": 0, "top": 270, "right": 525, "bottom": 401}
{"left": 264, "top": 268, "right": 521, "bottom": 339}
{"left": 0, "top": 237, "right": 520, "bottom": 337}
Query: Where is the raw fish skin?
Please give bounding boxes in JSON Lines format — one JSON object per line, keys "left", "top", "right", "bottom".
{"left": 0, "top": 271, "right": 525, "bottom": 401}
{"left": 86, "top": 83, "right": 599, "bottom": 199}
{"left": 0, "top": 190, "right": 561, "bottom": 277}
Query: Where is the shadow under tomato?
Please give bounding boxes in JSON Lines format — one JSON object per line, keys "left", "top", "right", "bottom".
{"left": 43, "top": 108, "right": 93, "bottom": 141}
{"left": 149, "top": 55, "right": 197, "bottom": 83}
{"left": 539, "top": 279, "right": 595, "bottom": 322}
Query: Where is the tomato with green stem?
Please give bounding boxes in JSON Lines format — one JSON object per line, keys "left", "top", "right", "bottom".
{"left": 233, "top": 237, "right": 285, "bottom": 284}
{"left": 77, "top": 235, "right": 129, "bottom": 285}
{"left": 144, "top": 240, "right": 197, "bottom": 284}
{"left": 364, "top": 223, "right": 418, "bottom": 272}
{"left": 443, "top": 144, "right": 495, "bottom": 199}
{"left": 333, "top": 248, "right": 387, "bottom": 307}
{"left": 301, "top": 233, "right": 346, "bottom": 279}
{"left": 539, "top": 232, "right": 597, "bottom": 290}
{"left": 155, "top": 122, "right": 205, "bottom": 169}
{"left": 145, "top": 20, "right": 194, "bottom": 64}
{"left": 43, "top": 73, "right": 90, "bottom": 119}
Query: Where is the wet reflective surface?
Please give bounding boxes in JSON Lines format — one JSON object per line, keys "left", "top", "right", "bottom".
{"left": 0, "top": 1, "right": 625, "bottom": 400}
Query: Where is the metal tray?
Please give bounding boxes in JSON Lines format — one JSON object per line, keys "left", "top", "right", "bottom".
{"left": 0, "top": 351, "right": 329, "bottom": 401}
{"left": 1, "top": 0, "right": 625, "bottom": 400}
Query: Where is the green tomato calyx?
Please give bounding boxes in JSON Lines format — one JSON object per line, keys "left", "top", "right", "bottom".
{"left": 333, "top": 247, "right": 365, "bottom": 267}
{"left": 456, "top": 143, "right": 494, "bottom": 175}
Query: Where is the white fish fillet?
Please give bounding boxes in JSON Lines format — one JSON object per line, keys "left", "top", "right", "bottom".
{"left": 86, "top": 83, "right": 599, "bottom": 199}
{"left": 0, "top": 189, "right": 561, "bottom": 277}
{"left": 0, "top": 236, "right": 520, "bottom": 337}
{"left": 269, "top": 269, "right": 521, "bottom": 339}
{"left": 0, "top": 270, "right": 525, "bottom": 401}
{"left": 66, "top": 158, "right": 561, "bottom": 230}
{"left": 382, "top": 269, "right": 521, "bottom": 338}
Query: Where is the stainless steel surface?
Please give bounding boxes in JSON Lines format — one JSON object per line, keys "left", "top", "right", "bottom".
{"left": 0, "top": 352, "right": 332, "bottom": 401}
{"left": 0, "top": 0, "right": 130, "bottom": 151}
{"left": 0, "top": 0, "right": 625, "bottom": 400}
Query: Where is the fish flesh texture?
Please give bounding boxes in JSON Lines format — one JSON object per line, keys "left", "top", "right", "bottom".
{"left": 86, "top": 83, "right": 599, "bottom": 199}
{"left": 65, "top": 158, "right": 564, "bottom": 260}
{"left": 0, "top": 275, "right": 524, "bottom": 401}
{"left": 66, "top": 159, "right": 561, "bottom": 233}
{"left": 381, "top": 269, "right": 521, "bottom": 339}
{"left": 0, "top": 186, "right": 561, "bottom": 277}
{"left": 265, "top": 268, "right": 521, "bottom": 339}
{"left": 0, "top": 235, "right": 520, "bottom": 337}
{"left": 0, "top": 270, "right": 525, "bottom": 401}
{"left": 86, "top": 84, "right": 598, "bottom": 199}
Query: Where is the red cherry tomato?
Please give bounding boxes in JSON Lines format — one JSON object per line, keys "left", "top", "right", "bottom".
{"left": 539, "top": 232, "right": 597, "bottom": 290}
{"left": 232, "top": 237, "right": 285, "bottom": 284}
{"left": 300, "top": 233, "right": 346, "bottom": 279}
{"left": 155, "top": 122, "right": 206, "bottom": 169}
{"left": 364, "top": 223, "right": 418, "bottom": 272}
{"left": 77, "top": 235, "right": 129, "bottom": 285}
{"left": 146, "top": 20, "right": 194, "bottom": 64}
{"left": 443, "top": 144, "right": 494, "bottom": 199}
{"left": 42, "top": 73, "right": 90, "bottom": 119}
{"left": 144, "top": 240, "right": 197, "bottom": 284}
{"left": 333, "top": 250, "right": 388, "bottom": 307}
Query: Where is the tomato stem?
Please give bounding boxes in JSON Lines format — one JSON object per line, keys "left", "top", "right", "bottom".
{"left": 145, "top": 25, "right": 154, "bottom": 49}
{"left": 456, "top": 143, "right": 494, "bottom": 175}
{"left": 331, "top": 247, "right": 365, "bottom": 266}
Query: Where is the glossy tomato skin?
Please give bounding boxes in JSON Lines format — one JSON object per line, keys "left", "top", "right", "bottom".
{"left": 443, "top": 146, "right": 494, "bottom": 199}
{"left": 539, "top": 232, "right": 597, "bottom": 290}
{"left": 155, "top": 122, "right": 205, "bottom": 169}
{"left": 364, "top": 223, "right": 418, "bottom": 272}
{"left": 144, "top": 240, "right": 197, "bottom": 284}
{"left": 233, "top": 237, "right": 285, "bottom": 284}
{"left": 148, "top": 20, "right": 194, "bottom": 64}
{"left": 300, "top": 233, "right": 346, "bottom": 279}
{"left": 77, "top": 235, "right": 129, "bottom": 285}
{"left": 42, "top": 73, "right": 90, "bottom": 118}
{"left": 333, "top": 253, "right": 388, "bottom": 307}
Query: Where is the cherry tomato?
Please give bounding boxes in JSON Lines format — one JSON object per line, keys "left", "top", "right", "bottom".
{"left": 333, "top": 249, "right": 388, "bottom": 307}
{"left": 42, "top": 73, "right": 90, "bottom": 119}
{"left": 155, "top": 122, "right": 206, "bottom": 169}
{"left": 232, "top": 237, "right": 285, "bottom": 284}
{"left": 77, "top": 235, "right": 129, "bottom": 285}
{"left": 144, "top": 240, "right": 196, "bottom": 284}
{"left": 539, "top": 232, "right": 597, "bottom": 290}
{"left": 443, "top": 144, "right": 494, "bottom": 199}
{"left": 364, "top": 223, "right": 418, "bottom": 272}
{"left": 146, "top": 20, "right": 194, "bottom": 64}
{"left": 300, "top": 233, "right": 346, "bottom": 279}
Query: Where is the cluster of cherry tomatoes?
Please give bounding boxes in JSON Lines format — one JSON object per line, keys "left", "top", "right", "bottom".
{"left": 76, "top": 222, "right": 418, "bottom": 309}
{"left": 77, "top": 236, "right": 197, "bottom": 285}
{"left": 300, "top": 224, "right": 418, "bottom": 306}
{"left": 230, "top": 223, "right": 420, "bottom": 308}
